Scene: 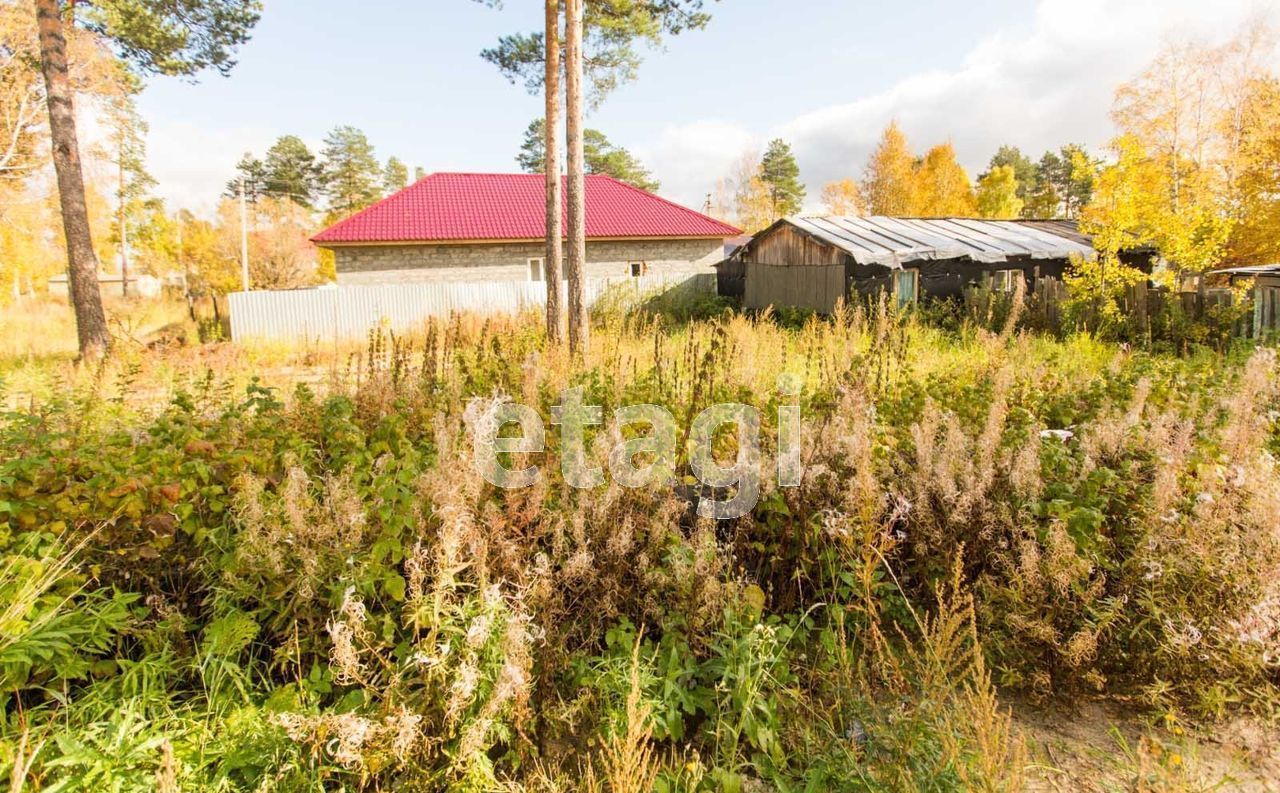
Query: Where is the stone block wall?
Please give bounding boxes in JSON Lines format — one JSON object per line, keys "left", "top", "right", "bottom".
{"left": 331, "top": 237, "right": 724, "bottom": 286}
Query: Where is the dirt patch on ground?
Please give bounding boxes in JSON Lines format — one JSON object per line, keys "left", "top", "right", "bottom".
{"left": 1016, "top": 700, "right": 1280, "bottom": 791}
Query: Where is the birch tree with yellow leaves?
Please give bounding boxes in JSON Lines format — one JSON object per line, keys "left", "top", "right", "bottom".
{"left": 820, "top": 178, "right": 864, "bottom": 216}
{"left": 912, "top": 142, "right": 977, "bottom": 216}
{"left": 975, "top": 165, "right": 1023, "bottom": 219}
{"left": 1073, "top": 135, "right": 1163, "bottom": 325}
{"left": 860, "top": 123, "right": 977, "bottom": 217}
{"left": 1228, "top": 76, "right": 1280, "bottom": 264}
{"left": 724, "top": 150, "right": 775, "bottom": 233}
{"left": 1100, "top": 24, "right": 1276, "bottom": 274}
{"left": 0, "top": 1, "right": 130, "bottom": 305}
{"left": 861, "top": 121, "right": 917, "bottom": 215}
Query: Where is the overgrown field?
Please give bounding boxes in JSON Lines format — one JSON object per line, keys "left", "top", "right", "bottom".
{"left": 1, "top": 302, "right": 1278, "bottom": 791}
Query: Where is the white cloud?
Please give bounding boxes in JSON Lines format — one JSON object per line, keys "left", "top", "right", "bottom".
{"left": 142, "top": 119, "right": 283, "bottom": 216}
{"left": 634, "top": 119, "right": 759, "bottom": 207}
{"left": 644, "top": 0, "right": 1280, "bottom": 210}
{"left": 136, "top": 0, "right": 1278, "bottom": 215}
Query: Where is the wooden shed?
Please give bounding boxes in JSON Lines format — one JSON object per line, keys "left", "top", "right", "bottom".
{"left": 724, "top": 216, "right": 1155, "bottom": 313}
{"left": 1211, "top": 264, "right": 1280, "bottom": 336}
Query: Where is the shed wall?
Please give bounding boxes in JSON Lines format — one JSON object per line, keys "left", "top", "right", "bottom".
{"left": 744, "top": 263, "right": 845, "bottom": 312}
{"left": 735, "top": 220, "right": 1154, "bottom": 312}
{"left": 748, "top": 225, "right": 849, "bottom": 266}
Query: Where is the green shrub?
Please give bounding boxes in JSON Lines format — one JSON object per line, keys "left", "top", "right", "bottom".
{"left": 0, "top": 310, "right": 1276, "bottom": 789}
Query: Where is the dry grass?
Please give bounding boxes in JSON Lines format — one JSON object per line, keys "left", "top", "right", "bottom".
{"left": 2, "top": 296, "right": 1277, "bottom": 790}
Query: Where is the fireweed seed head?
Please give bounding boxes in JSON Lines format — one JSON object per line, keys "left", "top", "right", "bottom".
{"left": 551, "top": 386, "right": 606, "bottom": 489}
{"left": 776, "top": 371, "right": 803, "bottom": 397}
{"left": 776, "top": 373, "right": 803, "bottom": 488}
{"left": 689, "top": 403, "right": 762, "bottom": 520}
{"left": 468, "top": 396, "right": 544, "bottom": 489}
{"left": 607, "top": 404, "right": 678, "bottom": 488}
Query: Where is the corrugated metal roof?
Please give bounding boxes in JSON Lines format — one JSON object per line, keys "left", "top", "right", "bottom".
{"left": 1210, "top": 264, "right": 1280, "bottom": 275}
{"left": 774, "top": 216, "right": 1098, "bottom": 268}
{"left": 1010, "top": 219, "right": 1093, "bottom": 247}
{"left": 312, "top": 173, "right": 741, "bottom": 244}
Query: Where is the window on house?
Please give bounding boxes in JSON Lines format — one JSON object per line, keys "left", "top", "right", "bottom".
{"left": 894, "top": 269, "right": 919, "bottom": 309}
{"left": 992, "top": 269, "right": 1022, "bottom": 293}
{"left": 629, "top": 262, "right": 647, "bottom": 277}
{"left": 528, "top": 258, "right": 544, "bottom": 282}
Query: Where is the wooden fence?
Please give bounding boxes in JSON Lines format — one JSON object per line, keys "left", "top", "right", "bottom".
{"left": 1021, "top": 277, "right": 1270, "bottom": 338}
{"left": 733, "top": 264, "right": 1276, "bottom": 339}
{"left": 227, "top": 273, "right": 715, "bottom": 344}
{"left": 1257, "top": 283, "right": 1280, "bottom": 334}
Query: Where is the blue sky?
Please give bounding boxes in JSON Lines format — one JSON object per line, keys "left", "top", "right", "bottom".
{"left": 136, "top": 0, "right": 1277, "bottom": 213}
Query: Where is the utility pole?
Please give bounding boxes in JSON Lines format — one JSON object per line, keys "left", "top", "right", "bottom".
{"left": 118, "top": 155, "right": 129, "bottom": 298}
{"left": 239, "top": 176, "right": 250, "bottom": 291}
{"left": 176, "top": 214, "right": 189, "bottom": 300}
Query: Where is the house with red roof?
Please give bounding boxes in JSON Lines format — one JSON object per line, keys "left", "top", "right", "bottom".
{"left": 312, "top": 172, "right": 741, "bottom": 285}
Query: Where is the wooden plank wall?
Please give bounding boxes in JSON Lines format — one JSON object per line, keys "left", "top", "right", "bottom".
{"left": 1032, "top": 276, "right": 1067, "bottom": 329}
{"left": 716, "top": 259, "right": 745, "bottom": 299}
{"left": 744, "top": 262, "right": 845, "bottom": 312}
{"left": 749, "top": 225, "right": 848, "bottom": 266}
{"left": 1256, "top": 284, "right": 1279, "bottom": 336}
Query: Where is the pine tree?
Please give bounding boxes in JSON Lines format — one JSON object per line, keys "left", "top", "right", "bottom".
{"left": 225, "top": 153, "right": 267, "bottom": 203}
{"left": 34, "top": 0, "right": 261, "bottom": 358}
{"left": 320, "top": 126, "right": 383, "bottom": 215}
{"left": 478, "top": 1, "right": 712, "bottom": 105}
{"left": 517, "top": 118, "right": 549, "bottom": 173}
{"left": 480, "top": 0, "right": 715, "bottom": 353}
{"left": 542, "top": 0, "right": 563, "bottom": 345}
{"left": 517, "top": 119, "right": 659, "bottom": 191}
{"left": 583, "top": 129, "right": 659, "bottom": 191}
{"left": 1025, "top": 151, "right": 1064, "bottom": 218}
{"left": 759, "top": 138, "right": 804, "bottom": 219}
{"left": 981, "top": 145, "right": 1036, "bottom": 214}
{"left": 1058, "top": 144, "right": 1097, "bottom": 219}
{"left": 383, "top": 156, "right": 409, "bottom": 194}
{"left": 565, "top": 0, "right": 587, "bottom": 354}
{"left": 263, "top": 135, "right": 319, "bottom": 206}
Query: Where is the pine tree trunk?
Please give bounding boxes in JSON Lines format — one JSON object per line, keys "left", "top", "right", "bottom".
{"left": 543, "top": 0, "right": 563, "bottom": 345}
{"left": 36, "top": 0, "right": 109, "bottom": 358}
{"left": 564, "top": 0, "right": 588, "bottom": 355}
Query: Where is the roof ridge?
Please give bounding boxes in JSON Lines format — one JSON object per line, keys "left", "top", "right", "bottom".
{"left": 416, "top": 171, "right": 629, "bottom": 179}
{"left": 312, "top": 171, "right": 741, "bottom": 244}
{"left": 792, "top": 214, "right": 1081, "bottom": 226}
{"left": 595, "top": 174, "right": 740, "bottom": 235}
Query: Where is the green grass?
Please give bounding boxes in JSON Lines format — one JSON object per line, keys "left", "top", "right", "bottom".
{"left": 0, "top": 304, "right": 1276, "bottom": 791}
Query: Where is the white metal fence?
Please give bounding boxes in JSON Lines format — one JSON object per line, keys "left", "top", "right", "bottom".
{"left": 227, "top": 273, "right": 715, "bottom": 343}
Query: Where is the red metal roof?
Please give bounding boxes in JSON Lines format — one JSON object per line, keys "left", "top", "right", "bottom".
{"left": 312, "top": 172, "right": 741, "bottom": 244}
